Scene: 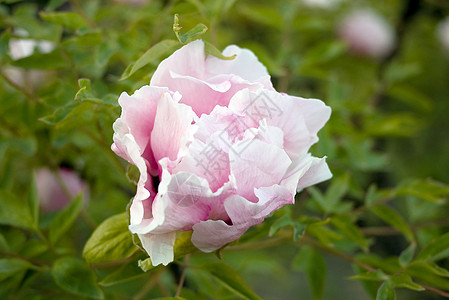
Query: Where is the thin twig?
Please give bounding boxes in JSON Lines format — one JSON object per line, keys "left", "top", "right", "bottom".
{"left": 0, "top": 69, "right": 43, "bottom": 103}
{"left": 0, "top": 249, "right": 51, "bottom": 267}
{"left": 133, "top": 268, "right": 165, "bottom": 300}
{"left": 301, "top": 235, "right": 376, "bottom": 272}
{"left": 175, "top": 254, "right": 190, "bottom": 297}
{"left": 421, "top": 284, "right": 449, "bottom": 298}
{"left": 69, "top": 0, "right": 97, "bottom": 29}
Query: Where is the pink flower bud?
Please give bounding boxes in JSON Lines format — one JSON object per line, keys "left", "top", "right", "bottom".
{"left": 338, "top": 10, "right": 395, "bottom": 58}
{"left": 35, "top": 168, "right": 89, "bottom": 213}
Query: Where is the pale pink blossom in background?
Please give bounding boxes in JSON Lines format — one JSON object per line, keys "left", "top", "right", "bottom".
{"left": 36, "top": 168, "right": 89, "bottom": 213}
{"left": 437, "top": 17, "right": 449, "bottom": 52}
{"left": 301, "top": 0, "right": 341, "bottom": 9}
{"left": 8, "top": 29, "right": 54, "bottom": 61}
{"left": 6, "top": 29, "right": 54, "bottom": 86}
{"left": 338, "top": 10, "right": 395, "bottom": 58}
{"left": 112, "top": 40, "right": 332, "bottom": 266}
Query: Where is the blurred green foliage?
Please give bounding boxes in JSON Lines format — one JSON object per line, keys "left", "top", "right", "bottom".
{"left": 1, "top": 0, "right": 449, "bottom": 299}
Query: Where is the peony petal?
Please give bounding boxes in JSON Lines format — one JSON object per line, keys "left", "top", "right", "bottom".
{"left": 111, "top": 123, "right": 152, "bottom": 227}
{"left": 130, "top": 159, "right": 235, "bottom": 235}
{"left": 191, "top": 219, "right": 241, "bottom": 253}
{"left": 192, "top": 185, "right": 294, "bottom": 252}
{"left": 150, "top": 39, "right": 206, "bottom": 86}
{"left": 113, "top": 86, "right": 169, "bottom": 175}
{"left": 151, "top": 40, "right": 269, "bottom": 116}
{"left": 229, "top": 89, "right": 331, "bottom": 160}
{"left": 296, "top": 156, "right": 332, "bottom": 191}
{"left": 206, "top": 45, "right": 274, "bottom": 89}
{"left": 150, "top": 92, "right": 196, "bottom": 174}
{"left": 139, "top": 231, "right": 176, "bottom": 266}
{"left": 229, "top": 138, "right": 291, "bottom": 201}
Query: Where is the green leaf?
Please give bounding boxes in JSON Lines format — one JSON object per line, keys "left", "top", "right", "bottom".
{"left": 120, "top": 39, "right": 179, "bottom": 80}
{"left": 390, "top": 274, "right": 424, "bottom": 291}
{"left": 126, "top": 164, "right": 139, "bottom": 186}
{"left": 349, "top": 270, "right": 388, "bottom": 282}
{"left": 27, "top": 175, "right": 40, "bottom": 231}
{"left": 40, "top": 101, "right": 99, "bottom": 130}
{"left": 302, "top": 41, "right": 347, "bottom": 66}
{"left": 365, "top": 185, "right": 382, "bottom": 206}
{"left": 0, "top": 233, "right": 9, "bottom": 251}
{"left": 371, "top": 205, "right": 414, "bottom": 242}
{"left": 407, "top": 261, "right": 449, "bottom": 277}
{"left": 49, "top": 194, "right": 83, "bottom": 245}
{"left": 323, "top": 173, "right": 349, "bottom": 214}
{"left": 153, "top": 297, "right": 186, "bottom": 300}
{"left": 204, "top": 41, "right": 236, "bottom": 60}
{"left": 237, "top": 4, "right": 282, "bottom": 28}
{"left": 307, "top": 222, "right": 342, "bottom": 246}
{"left": 416, "top": 231, "right": 449, "bottom": 262}
{"left": 0, "top": 29, "right": 10, "bottom": 59}
{"left": 138, "top": 257, "right": 155, "bottom": 272}
{"left": 376, "top": 281, "right": 395, "bottom": 300}
{"left": 99, "top": 259, "right": 145, "bottom": 286}
{"left": 40, "top": 12, "right": 88, "bottom": 30}
{"left": 292, "top": 246, "right": 326, "bottom": 300}
{"left": 173, "top": 231, "right": 197, "bottom": 259}
{"left": 11, "top": 50, "right": 67, "bottom": 70}
{"left": 398, "top": 243, "right": 416, "bottom": 267}
{"left": 395, "top": 179, "right": 449, "bottom": 204}
{"left": 45, "top": 0, "right": 68, "bottom": 11}
{"left": 269, "top": 214, "right": 292, "bottom": 237}
{"left": 0, "top": 191, "right": 36, "bottom": 231}
{"left": 83, "top": 213, "right": 137, "bottom": 264}
{"left": 387, "top": 85, "right": 432, "bottom": 113}
{"left": 353, "top": 266, "right": 380, "bottom": 299}
{"left": 52, "top": 257, "right": 103, "bottom": 299}
{"left": 74, "top": 78, "right": 95, "bottom": 101}
{"left": 331, "top": 215, "right": 368, "bottom": 251}
{"left": 177, "top": 24, "right": 208, "bottom": 44}
{"left": 365, "top": 113, "right": 422, "bottom": 137}
{"left": 202, "top": 262, "right": 262, "bottom": 300}
{"left": 173, "top": 14, "right": 208, "bottom": 44}
{"left": 0, "top": 258, "right": 35, "bottom": 281}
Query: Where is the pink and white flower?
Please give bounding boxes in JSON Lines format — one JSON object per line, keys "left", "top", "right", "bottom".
{"left": 112, "top": 40, "right": 331, "bottom": 266}
{"left": 36, "top": 168, "right": 89, "bottom": 213}
{"left": 338, "top": 10, "right": 395, "bottom": 58}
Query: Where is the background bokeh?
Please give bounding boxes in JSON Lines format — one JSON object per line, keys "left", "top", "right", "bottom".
{"left": 1, "top": 0, "right": 449, "bottom": 299}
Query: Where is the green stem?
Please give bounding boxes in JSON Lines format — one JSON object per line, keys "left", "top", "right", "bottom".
{"left": 300, "top": 235, "right": 376, "bottom": 272}
{"left": 0, "top": 249, "right": 51, "bottom": 267}
{"left": 133, "top": 268, "right": 165, "bottom": 300}
{"left": 70, "top": 0, "right": 97, "bottom": 29}
{"left": 175, "top": 254, "right": 190, "bottom": 297}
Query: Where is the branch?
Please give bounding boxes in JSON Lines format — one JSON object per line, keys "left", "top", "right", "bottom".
{"left": 0, "top": 69, "right": 43, "bottom": 103}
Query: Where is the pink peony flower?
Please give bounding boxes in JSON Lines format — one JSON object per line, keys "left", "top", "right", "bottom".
{"left": 36, "top": 168, "right": 89, "bottom": 213}
{"left": 338, "top": 10, "right": 395, "bottom": 58}
{"left": 112, "top": 40, "right": 332, "bottom": 266}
